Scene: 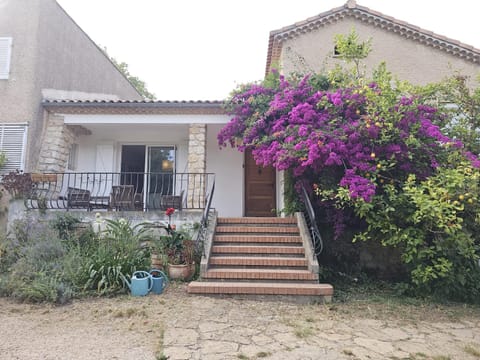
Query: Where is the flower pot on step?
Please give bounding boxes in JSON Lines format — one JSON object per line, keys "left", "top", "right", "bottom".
{"left": 168, "top": 262, "right": 195, "bottom": 281}
{"left": 151, "top": 253, "right": 165, "bottom": 270}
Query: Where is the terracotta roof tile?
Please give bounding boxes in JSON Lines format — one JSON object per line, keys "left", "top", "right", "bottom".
{"left": 43, "top": 99, "right": 223, "bottom": 105}
{"left": 42, "top": 99, "right": 226, "bottom": 115}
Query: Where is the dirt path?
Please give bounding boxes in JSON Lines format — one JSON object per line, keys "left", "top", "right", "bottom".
{"left": 0, "top": 284, "right": 479, "bottom": 360}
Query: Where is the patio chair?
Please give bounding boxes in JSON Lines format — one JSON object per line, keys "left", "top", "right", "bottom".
{"left": 110, "top": 185, "right": 135, "bottom": 210}
{"left": 160, "top": 190, "right": 184, "bottom": 211}
{"left": 67, "top": 187, "right": 91, "bottom": 210}
{"left": 134, "top": 192, "right": 143, "bottom": 210}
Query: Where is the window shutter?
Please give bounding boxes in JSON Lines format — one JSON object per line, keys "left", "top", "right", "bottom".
{"left": 0, "top": 37, "right": 13, "bottom": 80}
{"left": 0, "top": 124, "right": 28, "bottom": 173}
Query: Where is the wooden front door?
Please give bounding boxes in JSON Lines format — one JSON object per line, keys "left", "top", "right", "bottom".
{"left": 245, "top": 149, "right": 276, "bottom": 217}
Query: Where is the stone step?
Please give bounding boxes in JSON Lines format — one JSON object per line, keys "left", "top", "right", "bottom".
{"left": 217, "top": 217, "right": 297, "bottom": 225}
{"left": 203, "top": 268, "right": 318, "bottom": 281}
{"left": 187, "top": 281, "right": 333, "bottom": 297}
{"left": 211, "top": 245, "right": 305, "bottom": 255}
{"left": 214, "top": 235, "right": 303, "bottom": 244}
{"left": 209, "top": 256, "right": 308, "bottom": 267}
{"left": 215, "top": 226, "right": 299, "bottom": 234}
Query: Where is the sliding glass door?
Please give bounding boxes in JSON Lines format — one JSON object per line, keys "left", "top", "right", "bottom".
{"left": 121, "top": 145, "right": 175, "bottom": 210}
{"left": 146, "top": 146, "right": 175, "bottom": 208}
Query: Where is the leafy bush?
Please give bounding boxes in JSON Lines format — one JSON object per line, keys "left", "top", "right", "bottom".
{"left": 51, "top": 213, "right": 81, "bottom": 241}
{"left": 12, "top": 272, "right": 73, "bottom": 304}
{"left": 0, "top": 217, "right": 152, "bottom": 302}
{"left": 218, "top": 30, "right": 480, "bottom": 302}
{"left": 81, "top": 219, "right": 151, "bottom": 295}
{"left": 0, "top": 217, "right": 46, "bottom": 273}
{"left": 353, "top": 161, "right": 480, "bottom": 302}
{"left": 0, "top": 219, "right": 75, "bottom": 304}
{"left": 1, "top": 170, "right": 32, "bottom": 199}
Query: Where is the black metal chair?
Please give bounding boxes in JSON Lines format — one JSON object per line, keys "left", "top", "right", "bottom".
{"left": 67, "top": 187, "right": 91, "bottom": 210}
{"left": 110, "top": 185, "right": 135, "bottom": 210}
{"left": 160, "top": 190, "right": 184, "bottom": 210}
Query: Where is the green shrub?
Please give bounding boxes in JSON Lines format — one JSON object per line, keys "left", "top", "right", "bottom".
{"left": 81, "top": 219, "right": 151, "bottom": 295}
{"left": 1, "top": 170, "right": 33, "bottom": 199}
{"left": 11, "top": 272, "right": 73, "bottom": 304}
{"left": 0, "top": 218, "right": 48, "bottom": 273}
{"left": 353, "top": 162, "right": 480, "bottom": 302}
{"left": 50, "top": 213, "right": 81, "bottom": 241}
{"left": 0, "top": 219, "right": 76, "bottom": 303}
{"left": 0, "top": 217, "right": 153, "bottom": 302}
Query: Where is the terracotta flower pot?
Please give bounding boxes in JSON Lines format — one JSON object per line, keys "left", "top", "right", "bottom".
{"left": 167, "top": 263, "right": 195, "bottom": 281}
{"left": 150, "top": 250, "right": 167, "bottom": 271}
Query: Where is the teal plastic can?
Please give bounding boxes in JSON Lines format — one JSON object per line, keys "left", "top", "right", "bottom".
{"left": 150, "top": 269, "right": 168, "bottom": 294}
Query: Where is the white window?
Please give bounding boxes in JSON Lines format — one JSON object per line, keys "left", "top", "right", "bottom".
{"left": 0, "top": 37, "right": 12, "bottom": 80}
{"left": 0, "top": 124, "right": 28, "bottom": 173}
{"left": 67, "top": 143, "right": 79, "bottom": 171}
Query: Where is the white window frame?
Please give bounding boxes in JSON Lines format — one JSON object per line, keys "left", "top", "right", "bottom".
{"left": 67, "top": 143, "right": 79, "bottom": 171}
{"left": 0, "top": 37, "right": 13, "bottom": 80}
{"left": 0, "top": 123, "right": 28, "bottom": 173}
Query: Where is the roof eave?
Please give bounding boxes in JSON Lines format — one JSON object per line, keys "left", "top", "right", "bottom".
{"left": 42, "top": 100, "right": 226, "bottom": 115}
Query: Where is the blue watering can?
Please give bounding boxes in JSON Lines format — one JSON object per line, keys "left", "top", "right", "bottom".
{"left": 123, "top": 271, "right": 153, "bottom": 296}
{"left": 150, "top": 269, "right": 168, "bottom": 295}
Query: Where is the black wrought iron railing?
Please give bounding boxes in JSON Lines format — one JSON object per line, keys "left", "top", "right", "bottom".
{"left": 195, "top": 180, "right": 215, "bottom": 256}
{"left": 24, "top": 172, "right": 215, "bottom": 211}
{"left": 300, "top": 183, "right": 324, "bottom": 257}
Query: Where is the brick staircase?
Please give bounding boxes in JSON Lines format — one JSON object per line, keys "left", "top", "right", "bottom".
{"left": 187, "top": 217, "right": 333, "bottom": 301}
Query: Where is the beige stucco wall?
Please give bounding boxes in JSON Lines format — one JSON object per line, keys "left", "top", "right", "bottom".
{"left": 35, "top": 1, "right": 141, "bottom": 98}
{"left": 0, "top": 0, "right": 142, "bottom": 171}
{"left": 0, "top": 0, "right": 40, "bottom": 123}
{"left": 206, "top": 124, "right": 244, "bottom": 217}
{"left": 279, "top": 18, "right": 480, "bottom": 85}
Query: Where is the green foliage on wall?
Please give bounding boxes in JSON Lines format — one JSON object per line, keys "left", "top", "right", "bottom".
{"left": 218, "top": 29, "right": 480, "bottom": 302}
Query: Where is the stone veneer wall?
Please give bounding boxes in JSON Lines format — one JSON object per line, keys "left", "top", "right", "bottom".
{"left": 37, "top": 113, "right": 75, "bottom": 173}
{"left": 187, "top": 124, "right": 207, "bottom": 208}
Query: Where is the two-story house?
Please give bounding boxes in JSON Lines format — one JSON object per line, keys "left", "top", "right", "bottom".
{"left": 4, "top": 0, "right": 480, "bottom": 299}
{"left": 0, "top": 0, "right": 141, "bottom": 174}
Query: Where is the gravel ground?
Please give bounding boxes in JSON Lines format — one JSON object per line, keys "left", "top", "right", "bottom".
{"left": 0, "top": 283, "right": 479, "bottom": 360}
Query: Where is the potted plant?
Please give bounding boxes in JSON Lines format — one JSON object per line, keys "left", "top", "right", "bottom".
{"left": 166, "top": 236, "right": 195, "bottom": 281}
{"left": 149, "top": 208, "right": 176, "bottom": 270}
{"left": 159, "top": 208, "right": 196, "bottom": 280}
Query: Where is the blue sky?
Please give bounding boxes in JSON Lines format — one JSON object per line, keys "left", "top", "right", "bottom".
{"left": 57, "top": 0, "right": 480, "bottom": 100}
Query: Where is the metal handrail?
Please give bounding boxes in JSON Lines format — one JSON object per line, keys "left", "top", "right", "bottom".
{"left": 196, "top": 180, "right": 215, "bottom": 256}
{"left": 301, "top": 183, "right": 324, "bottom": 257}
{"left": 21, "top": 171, "right": 215, "bottom": 211}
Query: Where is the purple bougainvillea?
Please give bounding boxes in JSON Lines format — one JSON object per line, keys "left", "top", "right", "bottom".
{"left": 219, "top": 74, "right": 479, "bottom": 207}
{"left": 218, "top": 73, "right": 480, "bottom": 245}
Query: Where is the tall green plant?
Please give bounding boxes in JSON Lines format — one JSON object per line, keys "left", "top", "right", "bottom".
{"left": 417, "top": 74, "right": 480, "bottom": 155}
{"left": 333, "top": 28, "right": 372, "bottom": 79}
{"left": 82, "top": 219, "right": 151, "bottom": 295}
{"left": 352, "top": 160, "right": 480, "bottom": 301}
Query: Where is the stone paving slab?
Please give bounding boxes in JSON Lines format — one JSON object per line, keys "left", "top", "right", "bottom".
{"left": 0, "top": 284, "right": 479, "bottom": 360}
